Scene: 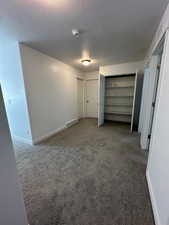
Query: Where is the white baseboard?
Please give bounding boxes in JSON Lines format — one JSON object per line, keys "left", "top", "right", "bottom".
{"left": 146, "top": 170, "right": 161, "bottom": 225}
{"left": 65, "top": 118, "right": 79, "bottom": 128}
{"left": 12, "top": 135, "right": 33, "bottom": 145}
{"left": 33, "top": 118, "right": 79, "bottom": 145}
{"left": 33, "top": 125, "right": 66, "bottom": 145}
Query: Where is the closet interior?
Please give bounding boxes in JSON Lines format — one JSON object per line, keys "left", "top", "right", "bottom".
{"left": 104, "top": 74, "right": 136, "bottom": 124}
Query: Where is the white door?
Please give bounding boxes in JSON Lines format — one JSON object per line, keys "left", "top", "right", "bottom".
{"left": 146, "top": 31, "right": 169, "bottom": 225}
{"left": 77, "top": 79, "right": 84, "bottom": 119}
{"left": 85, "top": 79, "right": 98, "bottom": 118}
{"left": 140, "top": 55, "right": 159, "bottom": 149}
{"left": 98, "top": 74, "right": 105, "bottom": 127}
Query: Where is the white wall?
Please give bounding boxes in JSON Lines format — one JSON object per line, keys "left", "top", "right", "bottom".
{"left": 146, "top": 30, "right": 169, "bottom": 225}
{"left": 141, "top": 3, "right": 169, "bottom": 225}
{"left": 0, "top": 86, "right": 28, "bottom": 225}
{"left": 20, "top": 44, "right": 83, "bottom": 143}
{"left": 0, "top": 41, "right": 32, "bottom": 144}
{"left": 145, "top": 3, "right": 169, "bottom": 64}
{"left": 85, "top": 71, "right": 99, "bottom": 80}
{"left": 100, "top": 60, "right": 144, "bottom": 76}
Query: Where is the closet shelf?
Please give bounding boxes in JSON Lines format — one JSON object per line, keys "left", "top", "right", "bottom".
{"left": 105, "top": 112, "right": 132, "bottom": 116}
{"left": 106, "top": 86, "right": 134, "bottom": 89}
{"left": 106, "top": 95, "right": 134, "bottom": 98}
{"left": 103, "top": 74, "right": 136, "bottom": 124}
{"left": 105, "top": 104, "right": 133, "bottom": 107}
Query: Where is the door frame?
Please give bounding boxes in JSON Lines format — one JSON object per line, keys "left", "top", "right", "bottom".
{"left": 140, "top": 56, "right": 159, "bottom": 149}
{"left": 84, "top": 78, "right": 98, "bottom": 118}
{"left": 98, "top": 74, "right": 105, "bottom": 127}
{"left": 140, "top": 36, "right": 165, "bottom": 150}
{"left": 138, "top": 68, "right": 150, "bottom": 133}
{"left": 130, "top": 71, "right": 138, "bottom": 132}
{"left": 77, "top": 77, "right": 85, "bottom": 119}
{"left": 147, "top": 38, "right": 164, "bottom": 150}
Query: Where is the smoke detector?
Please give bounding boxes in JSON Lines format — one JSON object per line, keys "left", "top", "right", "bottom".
{"left": 72, "top": 29, "right": 80, "bottom": 38}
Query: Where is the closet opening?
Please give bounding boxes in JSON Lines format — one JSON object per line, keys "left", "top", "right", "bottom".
{"left": 98, "top": 73, "right": 143, "bottom": 132}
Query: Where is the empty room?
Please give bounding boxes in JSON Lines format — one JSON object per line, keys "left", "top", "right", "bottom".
{"left": 1, "top": 1, "right": 169, "bottom": 225}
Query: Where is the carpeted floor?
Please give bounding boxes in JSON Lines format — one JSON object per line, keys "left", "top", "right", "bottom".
{"left": 14, "top": 119, "right": 154, "bottom": 225}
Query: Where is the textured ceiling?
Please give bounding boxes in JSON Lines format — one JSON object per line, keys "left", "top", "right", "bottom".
{"left": 0, "top": 0, "right": 168, "bottom": 71}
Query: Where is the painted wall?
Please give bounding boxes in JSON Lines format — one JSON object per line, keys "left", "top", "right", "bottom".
{"left": 142, "top": 3, "right": 169, "bottom": 225}
{"left": 85, "top": 71, "right": 99, "bottom": 80}
{"left": 0, "top": 41, "right": 32, "bottom": 143}
{"left": 20, "top": 44, "right": 83, "bottom": 143}
{"left": 0, "top": 86, "right": 28, "bottom": 225}
{"left": 100, "top": 60, "right": 144, "bottom": 76}
{"left": 147, "top": 31, "right": 169, "bottom": 225}
{"left": 145, "top": 3, "right": 169, "bottom": 64}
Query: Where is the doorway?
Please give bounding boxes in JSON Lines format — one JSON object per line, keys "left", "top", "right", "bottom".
{"left": 85, "top": 79, "right": 98, "bottom": 118}
{"left": 77, "top": 78, "right": 84, "bottom": 119}
{"left": 147, "top": 44, "right": 163, "bottom": 150}
{"left": 140, "top": 38, "right": 164, "bottom": 150}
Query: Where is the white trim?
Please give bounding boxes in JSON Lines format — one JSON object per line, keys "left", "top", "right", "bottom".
{"left": 65, "top": 119, "right": 79, "bottom": 128}
{"left": 104, "top": 72, "right": 136, "bottom": 77}
{"left": 84, "top": 80, "right": 87, "bottom": 117}
{"left": 33, "top": 125, "right": 66, "bottom": 144}
{"left": 130, "top": 71, "right": 137, "bottom": 131}
{"left": 33, "top": 119, "right": 79, "bottom": 144}
{"left": 146, "top": 171, "right": 161, "bottom": 225}
{"left": 146, "top": 31, "right": 169, "bottom": 170}
{"left": 140, "top": 142, "right": 146, "bottom": 151}
{"left": 12, "top": 135, "right": 33, "bottom": 145}
{"left": 82, "top": 80, "right": 85, "bottom": 118}
{"left": 85, "top": 78, "right": 98, "bottom": 81}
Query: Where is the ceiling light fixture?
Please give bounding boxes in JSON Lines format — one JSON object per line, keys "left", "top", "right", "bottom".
{"left": 81, "top": 59, "right": 92, "bottom": 66}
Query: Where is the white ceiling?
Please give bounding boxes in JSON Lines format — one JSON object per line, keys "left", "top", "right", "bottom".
{"left": 0, "top": 0, "right": 168, "bottom": 72}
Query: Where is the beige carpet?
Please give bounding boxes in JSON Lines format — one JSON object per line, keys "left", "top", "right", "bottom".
{"left": 14, "top": 119, "right": 154, "bottom": 225}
